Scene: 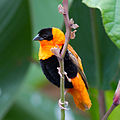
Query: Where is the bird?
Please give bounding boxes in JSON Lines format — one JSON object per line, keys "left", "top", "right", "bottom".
{"left": 33, "top": 27, "right": 91, "bottom": 111}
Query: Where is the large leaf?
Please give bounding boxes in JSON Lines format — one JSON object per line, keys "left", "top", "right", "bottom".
{"left": 3, "top": 68, "right": 88, "bottom": 120}
{"left": 68, "top": 0, "right": 120, "bottom": 89}
{"left": 82, "top": 0, "right": 120, "bottom": 48}
{"left": 0, "top": 0, "right": 32, "bottom": 119}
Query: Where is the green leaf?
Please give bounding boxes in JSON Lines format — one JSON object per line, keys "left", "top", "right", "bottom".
{"left": 82, "top": 0, "right": 120, "bottom": 48}
{"left": 0, "top": 0, "right": 32, "bottom": 119}
{"left": 68, "top": 0, "right": 120, "bottom": 89}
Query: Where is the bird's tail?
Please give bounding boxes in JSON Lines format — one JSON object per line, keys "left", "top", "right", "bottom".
{"left": 68, "top": 73, "right": 92, "bottom": 111}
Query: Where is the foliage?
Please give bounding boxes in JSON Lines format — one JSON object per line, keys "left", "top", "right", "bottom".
{"left": 68, "top": 0, "right": 120, "bottom": 90}
{"left": 83, "top": 0, "right": 120, "bottom": 48}
{"left": 0, "top": 0, "right": 120, "bottom": 120}
{"left": 0, "top": 0, "right": 31, "bottom": 119}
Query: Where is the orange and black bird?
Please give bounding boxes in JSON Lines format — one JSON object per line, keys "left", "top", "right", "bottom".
{"left": 33, "top": 27, "right": 91, "bottom": 110}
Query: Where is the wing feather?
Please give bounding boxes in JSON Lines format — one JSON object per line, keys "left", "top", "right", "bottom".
{"left": 67, "top": 44, "right": 88, "bottom": 89}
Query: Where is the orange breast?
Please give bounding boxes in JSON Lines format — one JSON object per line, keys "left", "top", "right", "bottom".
{"left": 39, "top": 40, "right": 63, "bottom": 60}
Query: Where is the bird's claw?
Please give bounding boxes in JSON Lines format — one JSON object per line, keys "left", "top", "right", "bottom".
{"left": 58, "top": 99, "right": 69, "bottom": 110}
{"left": 64, "top": 72, "right": 71, "bottom": 82}
{"left": 57, "top": 67, "right": 62, "bottom": 77}
{"left": 57, "top": 68, "right": 71, "bottom": 82}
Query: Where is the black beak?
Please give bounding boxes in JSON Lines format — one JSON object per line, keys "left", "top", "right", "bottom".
{"left": 33, "top": 34, "right": 44, "bottom": 41}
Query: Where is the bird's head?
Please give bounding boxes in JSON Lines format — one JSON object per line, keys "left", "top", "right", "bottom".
{"left": 33, "top": 27, "right": 65, "bottom": 47}
{"left": 33, "top": 27, "right": 65, "bottom": 60}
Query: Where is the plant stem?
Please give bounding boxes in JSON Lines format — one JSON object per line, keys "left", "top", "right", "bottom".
{"left": 53, "top": 0, "right": 72, "bottom": 119}
{"left": 59, "top": 58, "right": 65, "bottom": 120}
{"left": 61, "top": 0, "right": 71, "bottom": 58}
{"left": 102, "top": 104, "right": 116, "bottom": 120}
{"left": 59, "top": 0, "right": 70, "bottom": 120}
{"left": 98, "top": 90, "right": 106, "bottom": 119}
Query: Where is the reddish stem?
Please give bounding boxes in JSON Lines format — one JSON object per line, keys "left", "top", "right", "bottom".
{"left": 102, "top": 104, "right": 116, "bottom": 120}
{"left": 61, "top": 0, "right": 71, "bottom": 58}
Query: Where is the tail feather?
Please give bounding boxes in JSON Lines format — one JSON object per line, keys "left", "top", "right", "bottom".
{"left": 68, "top": 73, "right": 91, "bottom": 111}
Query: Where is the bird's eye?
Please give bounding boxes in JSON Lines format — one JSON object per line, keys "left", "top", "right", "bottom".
{"left": 43, "top": 34, "right": 48, "bottom": 39}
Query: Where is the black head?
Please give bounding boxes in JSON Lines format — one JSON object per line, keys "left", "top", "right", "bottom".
{"left": 33, "top": 28, "right": 53, "bottom": 41}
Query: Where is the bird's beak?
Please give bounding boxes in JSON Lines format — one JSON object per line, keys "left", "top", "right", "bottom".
{"left": 33, "top": 34, "right": 44, "bottom": 41}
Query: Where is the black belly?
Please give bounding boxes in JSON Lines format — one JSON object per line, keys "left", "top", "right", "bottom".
{"left": 40, "top": 50, "right": 78, "bottom": 88}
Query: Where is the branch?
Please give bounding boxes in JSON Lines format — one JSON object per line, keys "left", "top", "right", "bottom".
{"left": 102, "top": 104, "right": 116, "bottom": 120}
{"left": 102, "top": 80, "right": 120, "bottom": 120}
{"left": 58, "top": 1, "right": 71, "bottom": 120}
{"left": 60, "top": 0, "right": 71, "bottom": 58}
{"left": 51, "top": 1, "right": 79, "bottom": 120}
{"left": 59, "top": 59, "right": 65, "bottom": 120}
{"left": 57, "top": 3, "right": 79, "bottom": 59}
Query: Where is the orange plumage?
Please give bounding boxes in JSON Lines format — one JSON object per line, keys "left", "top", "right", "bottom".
{"left": 33, "top": 27, "right": 91, "bottom": 110}
{"left": 67, "top": 44, "right": 91, "bottom": 110}
{"left": 68, "top": 73, "right": 91, "bottom": 110}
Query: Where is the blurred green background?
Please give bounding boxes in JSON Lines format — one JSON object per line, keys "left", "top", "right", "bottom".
{"left": 0, "top": 0, "right": 120, "bottom": 120}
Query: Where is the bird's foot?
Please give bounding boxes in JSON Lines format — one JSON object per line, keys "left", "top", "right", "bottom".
{"left": 58, "top": 99, "right": 69, "bottom": 110}
{"left": 57, "top": 67, "right": 62, "bottom": 77}
{"left": 57, "top": 67, "right": 71, "bottom": 82}
{"left": 64, "top": 72, "right": 71, "bottom": 82}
